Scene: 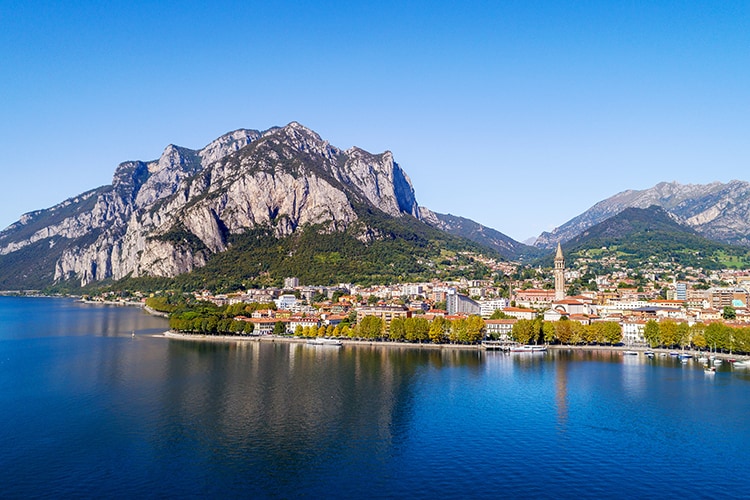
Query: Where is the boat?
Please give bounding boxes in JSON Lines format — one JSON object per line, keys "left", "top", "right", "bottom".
{"left": 669, "top": 351, "right": 680, "bottom": 357}
{"left": 644, "top": 350, "right": 654, "bottom": 358}
{"left": 307, "top": 338, "right": 343, "bottom": 346}
{"left": 623, "top": 350, "right": 639, "bottom": 356}
{"left": 705, "top": 366, "right": 716, "bottom": 374}
{"left": 679, "top": 353, "right": 692, "bottom": 360}
{"left": 510, "top": 345, "right": 547, "bottom": 353}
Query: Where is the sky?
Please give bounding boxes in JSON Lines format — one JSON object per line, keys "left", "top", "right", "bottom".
{"left": 1, "top": 1, "right": 748, "bottom": 242}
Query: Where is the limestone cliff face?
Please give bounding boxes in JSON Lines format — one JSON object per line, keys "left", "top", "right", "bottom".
{"left": 0, "top": 122, "right": 421, "bottom": 286}
{"left": 535, "top": 181, "right": 750, "bottom": 248}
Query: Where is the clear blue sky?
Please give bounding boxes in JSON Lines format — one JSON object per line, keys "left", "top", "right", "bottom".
{"left": 1, "top": 1, "right": 748, "bottom": 242}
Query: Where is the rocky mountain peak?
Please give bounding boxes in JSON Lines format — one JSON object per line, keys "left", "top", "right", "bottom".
{"left": 0, "top": 122, "right": 426, "bottom": 287}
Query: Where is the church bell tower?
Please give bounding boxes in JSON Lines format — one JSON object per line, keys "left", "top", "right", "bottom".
{"left": 554, "top": 242, "right": 565, "bottom": 301}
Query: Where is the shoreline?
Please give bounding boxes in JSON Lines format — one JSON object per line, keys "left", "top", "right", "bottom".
{"left": 160, "top": 331, "right": 750, "bottom": 360}
{"left": 162, "top": 331, "right": 483, "bottom": 350}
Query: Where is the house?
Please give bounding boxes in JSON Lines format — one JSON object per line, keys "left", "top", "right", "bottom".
{"left": 356, "top": 305, "right": 410, "bottom": 329}
{"left": 246, "top": 318, "right": 284, "bottom": 335}
{"left": 543, "top": 309, "right": 568, "bottom": 322}
{"left": 288, "top": 316, "right": 320, "bottom": 333}
{"left": 621, "top": 319, "right": 647, "bottom": 345}
{"left": 484, "top": 319, "right": 517, "bottom": 340}
{"left": 502, "top": 307, "right": 536, "bottom": 320}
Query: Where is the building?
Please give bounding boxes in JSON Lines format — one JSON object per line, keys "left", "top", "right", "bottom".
{"left": 356, "top": 305, "right": 409, "bottom": 329}
{"left": 484, "top": 319, "right": 517, "bottom": 340}
{"left": 621, "top": 319, "right": 647, "bottom": 345}
{"left": 478, "top": 298, "right": 510, "bottom": 318}
{"left": 288, "top": 316, "right": 321, "bottom": 333}
{"left": 246, "top": 318, "right": 283, "bottom": 335}
{"left": 514, "top": 289, "right": 556, "bottom": 308}
{"left": 554, "top": 242, "right": 565, "bottom": 301}
{"left": 284, "top": 277, "right": 300, "bottom": 289}
{"left": 502, "top": 307, "right": 536, "bottom": 320}
{"left": 446, "top": 289, "right": 481, "bottom": 316}
{"left": 275, "top": 294, "right": 298, "bottom": 310}
{"left": 709, "top": 287, "right": 749, "bottom": 309}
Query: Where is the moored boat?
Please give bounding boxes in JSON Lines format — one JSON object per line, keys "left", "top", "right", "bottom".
{"left": 623, "top": 350, "right": 638, "bottom": 356}
{"left": 510, "top": 345, "right": 547, "bottom": 353}
{"left": 307, "top": 338, "right": 343, "bottom": 346}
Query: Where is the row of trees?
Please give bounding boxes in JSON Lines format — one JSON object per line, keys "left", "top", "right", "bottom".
{"left": 297, "top": 316, "right": 486, "bottom": 344}
{"left": 168, "top": 300, "right": 277, "bottom": 335}
{"left": 643, "top": 320, "right": 750, "bottom": 353}
{"left": 509, "top": 319, "right": 623, "bottom": 346}
{"left": 169, "top": 312, "right": 255, "bottom": 335}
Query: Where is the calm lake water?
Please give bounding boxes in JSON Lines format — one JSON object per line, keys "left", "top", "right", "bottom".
{"left": 1, "top": 297, "right": 749, "bottom": 499}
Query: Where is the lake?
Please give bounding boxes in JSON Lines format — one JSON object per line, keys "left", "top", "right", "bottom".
{"left": 1, "top": 297, "right": 749, "bottom": 498}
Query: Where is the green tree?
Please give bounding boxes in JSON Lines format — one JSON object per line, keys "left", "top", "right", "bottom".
{"left": 490, "top": 310, "right": 510, "bottom": 319}
{"left": 273, "top": 321, "right": 287, "bottom": 335}
{"left": 555, "top": 320, "right": 573, "bottom": 345}
{"left": 542, "top": 321, "right": 556, "bottom": 344}
{"left": 512, "top": 319, "right": 537, "bottom": 345}
{"left": 413, "top": 317, "right": 430, "bottom": 343}
{"left": 466, "top": 315, "right": 485, "bottom": 343}
{"left": 390, "top": 317, "right": 406, "bottom": 342}
{"left": 723, "top": 306, "right": 737, "bottom": 320}
{"left": 450, "top": 318, "right": 468, "bottom": 343}
{"left": 602, "top": 322, "right": 623, "bottom": 345}
{"left": 429, "top": 316, "right": 447, "bottom": 343}
{"left": 643, "top": 320, "right": 660, "bottom": 347}
{"left": 243, "top": 321, "right": 254, "bottom": 335}
{"left": 659, "top": 320, "right": 681, "bottom": 347}
{"left": 359, "top": 315, "right": 384, "bottom": 339}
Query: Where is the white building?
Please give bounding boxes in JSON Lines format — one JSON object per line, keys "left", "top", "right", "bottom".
{"left": 478, "top": 298, "right": 510, "bottom": 318}
{"left": 621, "top": 319, "right": 647, "bottom": 345}
{"left": 275, "top": 294, "right": 298, "bottom": 311}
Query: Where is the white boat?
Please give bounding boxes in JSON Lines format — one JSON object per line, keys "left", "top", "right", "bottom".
{"left": 623, "top": 350, "right": 638, "bottom": 356}
{"left": 644, "top": 351, "right": 654, "bottom": 358}
{"left": 307, "top": 338, "right": 343, "bottom": 346}
{"left": 510, "top": 345, "right": 547, "bottom": 353}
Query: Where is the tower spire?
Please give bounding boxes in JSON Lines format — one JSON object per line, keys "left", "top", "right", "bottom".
{"left": 554, "top": 243, "right": 565, "bottom": 301}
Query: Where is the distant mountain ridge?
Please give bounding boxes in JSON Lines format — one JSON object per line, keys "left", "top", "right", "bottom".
{"left": 550, "top": 205, "right": 750, "bottom": 270}
{"left": 418, "top": 208, "right": 541, "bottom": 261}
{"left": 535, "top": 180, "right": 750, "bottom": 248}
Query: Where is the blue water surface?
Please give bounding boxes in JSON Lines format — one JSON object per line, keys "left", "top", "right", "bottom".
{"left": 0, "top": 297, "right": 748, "bottom": 499}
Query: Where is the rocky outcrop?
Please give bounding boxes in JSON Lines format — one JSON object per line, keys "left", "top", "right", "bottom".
{"left": 0, "top": 122, "right": 423, "bottom": 287}
{"left": 535, "top": 181, "right": 750, "bottom": 248}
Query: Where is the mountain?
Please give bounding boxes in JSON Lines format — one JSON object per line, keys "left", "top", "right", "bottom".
{"left": 418, "top": 208, "right": 542, "bottom": 260}
{"left": 0, "top": 122, "right": 497, "bottom": 290}
{"left": 553, "top": 205, "right": 750, "bottom": 270}
{"left": 535, "top": 180, "right": 750, "bottom": 248}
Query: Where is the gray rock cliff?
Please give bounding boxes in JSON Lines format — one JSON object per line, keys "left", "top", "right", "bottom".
{"left": 0, "top": 123, "right": 421, "bottom": 286}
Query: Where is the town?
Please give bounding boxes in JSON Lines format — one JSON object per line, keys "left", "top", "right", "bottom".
{"left": 87, "top": 243, "right": 750, "bottom": 354}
